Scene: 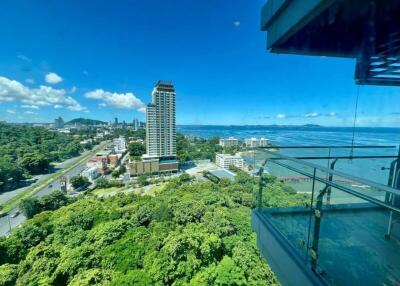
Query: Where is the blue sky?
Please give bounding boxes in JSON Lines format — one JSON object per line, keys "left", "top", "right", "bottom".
{"left": 0, "top": 0, "right": 399, "bottom": 126}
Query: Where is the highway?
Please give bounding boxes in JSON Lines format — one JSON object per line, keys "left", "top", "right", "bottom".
{"left": 0, "top": 141, "right": 110, "bottom": 237}
{"left": 0, "top": 155, "right": 84, "bottom": 206}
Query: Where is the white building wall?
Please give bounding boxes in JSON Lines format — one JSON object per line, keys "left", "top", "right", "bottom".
{"left": 245, "top": 137, "right": 269, "bottom": 148}
{"left": 81, "top": 167, "right": 100, "bottom": 182}
{"left": 215, "top": 154, "right": 244, "bottom": 169}
{"left": 113, "top": 137, "right": 127, "bottom": 152}
{"left": 219, "top": 137, "right": 239, "bottom": 148}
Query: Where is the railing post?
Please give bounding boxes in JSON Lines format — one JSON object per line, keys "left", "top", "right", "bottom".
{"left": 387, "top": 149, "right": 400, "bottom": 238}
{"left": 385, "top": 160, "right": 397, "bottom": 202}
{"left": 306, "top": 168, "right": 316, "bottom": 259}
{"left": 326, "top": 159, "right": 338, "bottom": 205}
{"left": 311, "top": 185, "right": 328, "bottom": 272}
{"left": 258, "top": 167, "right": 264, "bottom": 210}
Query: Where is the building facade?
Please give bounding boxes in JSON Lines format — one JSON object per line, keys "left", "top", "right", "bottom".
{"left": 54, "top": 117, "right": 64, "bottom": 129}
{"left": 245, "top": 137, "right": 269, "bottom": 148}
{"left": 219, "top": 137, "right": 239, "bottom": 148}
{"left": 81, "top": 167, "right": 100, "bottom": 182}
{"left": 133, "top": 118, "right": 139, "bottom": 131}
{"left": 146, "top": 81, "right": 176, "bottom": 159}
{"left": 113, "top": 136, "right": 127, "bottom": 153}
{"left": 215, "top": 153, "right": 244, "bottom": 169}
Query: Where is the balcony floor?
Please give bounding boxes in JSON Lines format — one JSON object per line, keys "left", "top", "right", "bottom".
{"left": 256, "top": 205, "right": 400, "bottom": 286}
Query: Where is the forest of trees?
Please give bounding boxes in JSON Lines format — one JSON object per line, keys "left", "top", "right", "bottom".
{"left": 177, "top": 134, "right": 223, "bottom": 163}
{"left": 19, "top": 190, "right": 74, "bottom": 219}
{"left": 0, "top": 171, "right": 308, "bottom": 285}
{"left": 0, "top": 123, "right": 84, "bottom": 193}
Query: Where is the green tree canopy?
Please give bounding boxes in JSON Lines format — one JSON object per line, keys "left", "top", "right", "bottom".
{"left": 0, "top": 169, "right": 309, "bottom": 285}
{"left": 128, "top": 142, "right": 146, "bottom": 158}
{"left": 70, "top": 176, "right": 90, "bottom": 190}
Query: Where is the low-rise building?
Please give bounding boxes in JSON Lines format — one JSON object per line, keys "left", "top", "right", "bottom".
{"left": 245, "top": 137, "right": 269, "bottom": 148}
{"left": 108, "top": 154, "right": 119, "bottom": 168}
{"left": 215, "top": 153, "right": 244, "bottom": 169}
{"left": 208, "top": 169, "right": 236, "bottom": 181}
{"left": 95, "top": 133, "right": 104, "bottom": 140}
{"left": 86, "top": 156, "right": 107, "bottom": 175}
{"left": 219, "top": 137, "right": 239, "bottom": 147}
{"left": 129, "top": 155, "right": 179, "bottom": 176}
{"left": 81, "top": 167, "right": 100, "bottom": 182}
{"left": 113, "top": 136, "right": 127, "bottom": 153}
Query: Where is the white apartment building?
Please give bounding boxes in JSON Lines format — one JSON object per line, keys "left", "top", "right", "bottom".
{"left": 133, "top": 118, "right": 139, "bottom": 131}
{"left": 146, "top": 81, "right": 176, "bottom": 159}
{"left": 215, "top": 153, "right": 244, "bottom": 169}
{"left": 219, "top": 137, "right": 239, "bottom": 147}
{"left": 113, "top": 136, "right": 127, "bottom": 153}
{"left": 245, "top": 137, "right": 270, "bottom": 148}
{"left": 81, "top": 167, "right": 100, "bottom": 182}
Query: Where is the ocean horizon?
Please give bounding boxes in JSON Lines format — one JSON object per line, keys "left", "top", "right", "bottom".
{"left": 177, "top": 125, "right": 400, "bottom": 146}
{"left": 178, "top": 125, "right": 400, "bottom": 185}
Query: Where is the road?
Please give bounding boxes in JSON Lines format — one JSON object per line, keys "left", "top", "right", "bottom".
{"left": 0, "top": 155, "right": 86, "bottom": 206}
{"left": 0, "top": 141, "right": 110, "bottom": 237}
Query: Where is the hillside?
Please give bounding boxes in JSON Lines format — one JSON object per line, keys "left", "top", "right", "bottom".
{"left": 67, "top": 118, "right": 107, "bottom": 126}
{"left": 0, "top": 123, "right": 83, "bottom": 194}
{"left": 0, "top": 172, "right": 308, "bottom": 285}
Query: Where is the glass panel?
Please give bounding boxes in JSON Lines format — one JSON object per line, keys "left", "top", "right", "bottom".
{"left": 313, "top": 187, "right": 400, "bottom": 286}
{"left": 256, "top": 147, "right": 400, "bottom": 285}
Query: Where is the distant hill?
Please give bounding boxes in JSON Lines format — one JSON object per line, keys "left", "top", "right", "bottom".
{"left": 67, "top": 118, "right": 107, "bottom": 126}
{"left": 302, "top": 124, "right": 322, "bottom": 127}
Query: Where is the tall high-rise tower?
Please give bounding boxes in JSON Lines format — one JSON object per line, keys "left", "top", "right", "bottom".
{"left": 146, "top": 81, "right": 176, "bottom": 159}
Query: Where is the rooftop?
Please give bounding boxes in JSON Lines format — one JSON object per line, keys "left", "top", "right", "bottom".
{"left": 155, "top": 80, "right": 175, "bottom": 92}
{"left": 216, "top": 153, "right": 242, "bottom": 159}
{"left": 209, "top": 168, "right": 236, "bottom": 180}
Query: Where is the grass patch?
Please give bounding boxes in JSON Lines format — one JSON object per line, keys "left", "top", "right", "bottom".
{"left": 92, "top": 186, "right": 128, "bottom": 196}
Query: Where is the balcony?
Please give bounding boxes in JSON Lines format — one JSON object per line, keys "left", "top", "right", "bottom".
{"left": 251, "top": 146, "right": 400, "bottom": 286}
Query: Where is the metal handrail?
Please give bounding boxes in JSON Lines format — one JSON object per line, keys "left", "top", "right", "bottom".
{"left": 258, "top": 149, "right": 400, "bottom": 197}
{"left": 269, "top": 159, "right": 400, "bottom": 213}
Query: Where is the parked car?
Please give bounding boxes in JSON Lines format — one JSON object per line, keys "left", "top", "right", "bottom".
{"left": 10, "top": 211, "right": 20, "bottom": 218}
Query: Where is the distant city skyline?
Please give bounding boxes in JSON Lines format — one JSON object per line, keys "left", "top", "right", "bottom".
{"left": 0, "top": 1, "right": 399, "bottom": 127}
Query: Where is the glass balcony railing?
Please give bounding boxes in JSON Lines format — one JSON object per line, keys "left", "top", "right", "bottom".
{"left": 252, "top": 146, "right": 400, "bottom": 286}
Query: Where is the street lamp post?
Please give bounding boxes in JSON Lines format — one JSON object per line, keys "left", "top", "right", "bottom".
{"left": 7, "top": 214, "right": 11, "bottom": 235}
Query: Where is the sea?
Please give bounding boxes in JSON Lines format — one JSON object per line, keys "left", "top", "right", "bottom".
{"left": 177, "top": 125, "right": 400, "bottom": 188}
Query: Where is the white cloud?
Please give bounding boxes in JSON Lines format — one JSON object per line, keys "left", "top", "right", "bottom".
{"left": 45, "top": 72, "right": 63, "bottom": 84}
{"left": 24, "top": 111, "right": 36, "bottom": 114}
{"left": 85, "top": 89, "right": 145, "bottom": 111}
{"left": 233, "top": 21, "right": 241, "bottom": 27}
{"left": 21, "top": 104, "right": 39, "bottom": 109}
{"left": 328, "top": 112, "right": 337, "bottom": 117}
{"left": 25, "top": 78, "right": 35, "bottom": 84}
{"left": 98, "top": 103, "right": 107, "bottom": 108}
{"left": 138, "top": 107, "right": 146, "bottom": 113}
{"left": 70, "top": 86, "right": 77, "bottom": 93}
{"left": 6, "top": 109, "right": 16, "bottom": 114}
{"left": 17, "top": 54, "right": 32, "bottom": 62}
{"left": 305, "top": 112, "right": 320, "bottom": 118}
{"left": 276, "top": 114, "right": 287, "bottom": 119}
{"left": 0, "top": 76, "right": 86, "bottom": 111}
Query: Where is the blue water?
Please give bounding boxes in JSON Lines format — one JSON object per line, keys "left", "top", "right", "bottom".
{"left": 178, "top": 125, "right": 400, "bottom": 186}
{"left": 177, "top": 125, "right": 400, "bottom": 147}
